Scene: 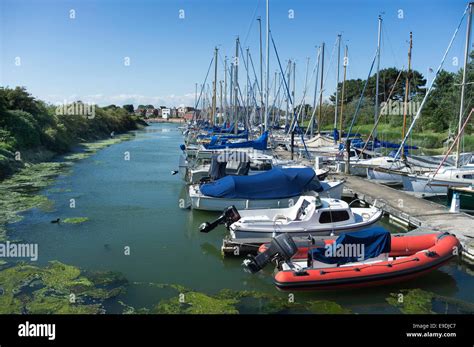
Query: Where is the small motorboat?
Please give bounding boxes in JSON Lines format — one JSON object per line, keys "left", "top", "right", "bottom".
{"left": 189, "top": 167, "right": 344, "bottom": 211}
{"left": 200, "top": 195, "right": 382, "bottom": 242}
{"left": 244, "top": 230, "right": 460, "bottom": 290}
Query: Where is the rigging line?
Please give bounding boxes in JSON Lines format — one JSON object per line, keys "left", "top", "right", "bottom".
{"left": 301, "top": 38, "right": 337, "bottom": 132}
{"left": 382, "top": 23, "right": 400, "bottom": 68}
{"left": 239, "top": 45, "right": 253, "bottom": 103}
{"left": 346, "top": 50, "right": 378, "bottom": 139}
{"left": 393, "top": 3, "right": 470, "bottom": 161}
{"left": 270, "top": 70, "right": 287, "bottom": 108}
{"left": 306, "top": 48, "right": 322, "bottom": 136}
{"left": 321, "top": 37, "right": 339, "bottom": 92}
{"left": 270, "top": 31, "right": 311, "bottom": 158}
{"left": 355, "top": 67, "right": 404, "bottom": 162}
{"left": 193, "top": 55, "right": 215, "bottom": 121}
{"left": 269, "top": 66, "right": 290, "bottom": 118}
{"left": 242, "top": 0, "right": 262, "bottom": 47}
{"left": 248, "top": 52, "right": 262, "bottom": 96}
{"left": 291, "top": 56, "right": 319, "bottom": 132}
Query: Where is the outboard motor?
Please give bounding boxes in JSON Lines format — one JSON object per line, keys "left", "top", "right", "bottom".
{"left": 199, "top": 206, "right": 241, "bottom": 233}
{"left": 243, "top": 233, "right": 298, "bottom": 273}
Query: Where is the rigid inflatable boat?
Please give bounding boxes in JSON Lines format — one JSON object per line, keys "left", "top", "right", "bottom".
{"left": 244, "top": 230, "right": 460, "bottom": 290}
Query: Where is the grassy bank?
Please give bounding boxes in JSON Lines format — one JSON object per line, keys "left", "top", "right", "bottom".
{"left": 0, "top": 87, "right": 147, "bottom": 180}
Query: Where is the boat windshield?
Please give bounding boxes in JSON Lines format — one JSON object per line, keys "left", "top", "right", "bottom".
{"left": 314, "top": 196, "right": 322, "bottom": 208}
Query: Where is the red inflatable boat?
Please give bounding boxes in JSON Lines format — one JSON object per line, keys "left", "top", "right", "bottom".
{"left": 254, "top": 232, "right": 460, "bottom": 290}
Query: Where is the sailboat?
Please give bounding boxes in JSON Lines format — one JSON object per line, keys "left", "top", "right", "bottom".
{"left": 402, "top": 4, "right": 473, "bottom": 195}
{"left": 188, "top": 167, "right": 344, "bottom": 211}
{"left": 359, "top": 5, "right": 474, "bottom": 193}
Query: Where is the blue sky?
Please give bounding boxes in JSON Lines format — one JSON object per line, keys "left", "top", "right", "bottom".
{"left": 0, "top": 0, "right": 470, "bottom": 107}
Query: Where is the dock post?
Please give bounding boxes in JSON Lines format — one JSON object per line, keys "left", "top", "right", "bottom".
{"left": 449, "top": 191, "right": 460, "bottom": 213}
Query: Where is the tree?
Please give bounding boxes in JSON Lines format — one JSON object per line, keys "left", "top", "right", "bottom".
{"left": 330, "top": 68, "right": 426, "bottom": 105}
{"left": 123, "top": 104, "right": 134, "bottom": 113}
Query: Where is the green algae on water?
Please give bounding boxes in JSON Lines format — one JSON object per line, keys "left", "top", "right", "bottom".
{"left": 0, "top": 133, "right": 136, "bottom": 241}
{"left": 152, "top": 291, "right": 239, "bottom": 314}
{"left": 63, "top": 134, "right": 135, "bottom": 162}
{"left": 386, "top": 289, "right": 435, "bottom": 314}
{"left": 141, "top": 285, "right": 352, "bottom": 314}
{"left": 307, "top": 300, "right": 352, "bottom": 314}
{"left": 0, "top": 261, "right": 128, "bottom": 314}
{"left": 62, "top": 217, "right": 89, "bottom": 224}
{"left": 0, "top": 162, "right": 67, "bottom": 240}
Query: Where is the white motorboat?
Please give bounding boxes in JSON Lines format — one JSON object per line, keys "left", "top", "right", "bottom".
{"left": 200, "top": 195, "right": 382, "bottom": 241}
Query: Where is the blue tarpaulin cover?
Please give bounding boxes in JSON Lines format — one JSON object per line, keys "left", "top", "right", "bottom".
{"left": 351, "top": 138, "right": 418, "bottom": 151}
{"left": 310, "top": 229, "right": 391, "bottom": 265}
{"left": 200, "top": 167, "right": 317, "bottom": 199}
{"left": 203, "top": 131, "right": 268, "bottom": 151}
{"left": 198, "top": 130, "right": 248, "bottom": 140}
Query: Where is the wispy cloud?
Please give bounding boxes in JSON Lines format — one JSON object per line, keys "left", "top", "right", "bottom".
{"left": 42, "top": 93, "right": 197, "bottom": 108}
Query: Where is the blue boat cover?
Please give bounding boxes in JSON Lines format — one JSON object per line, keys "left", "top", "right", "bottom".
{"left": 203, "top": 131, "right": 268, "bottom": 150}
{"left": 310, "top": 229, "right": 391, "bottom": 265}
{"left": 200, "top": 167, "right": 317, "bottom": 199}
{"left": 350, "top": 138, "right": 418, "bottom": 151}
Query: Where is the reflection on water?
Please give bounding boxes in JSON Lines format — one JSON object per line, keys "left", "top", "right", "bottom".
{"left": 6, "top": 123, "right": 474, "bottom": 313}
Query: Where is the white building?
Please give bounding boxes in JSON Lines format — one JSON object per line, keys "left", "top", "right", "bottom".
{"left": 161, "top": 108, "right": 171, "bottom": 119}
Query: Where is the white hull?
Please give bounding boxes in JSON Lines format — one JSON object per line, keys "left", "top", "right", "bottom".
{"left": 178, "top": 154, "right": 188, "bottom": 181}
{"left": 402, "top": 175, "right": 472, "bottom": 195}
{"left": 230, "top": 207, "right": 383, "bottom": 240}
{"left": 402, "top": 167, "right": 474, "bottom": 194}
{"left": 367, "top": 168, "right": 403, "bottom": 183}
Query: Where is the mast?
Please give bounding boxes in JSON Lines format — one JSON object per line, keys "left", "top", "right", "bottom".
{"left": 374, "top": 15, "right": 382, "bottom": 140}
{"left": 286, "top": 60, "right": 291, "bottom": 129}
{"left": 317, "top": 42, "right": 325, "bottom": 133}
{"left": 302, "top": 57, "right": 310, "bottom": 124}
{"left": 455, "top": 2, "right": 472, "bottom": 168}
{"left": 339, "top": 45, "right": 348, "bottom": 143}
{"left": 212, "top": 47, "right": 218, "bottom": 126}
{"left": 200, "top": 84, "right": 204, "bottom": 118}
{"left": 224, "top": 56, "right": 228, "bottom": 122}
{"left": 219, "top": 80, "right": 223, "bottom": 125}
{"left": 234, "top": 37, "right": 240, "bottom": 134}
{"left": 273, "top": 70, "right": 277, "bottom": 127}
{"left": 311, "top": 46, "right": 321, "bottom": 137}
{"left": 264, "top": 0, "right": 270, "bottom": 132}
{"left": 292, "top": 60, "right": 296, "bottom": 123}
{"left": 229, "top": 63, "right": 234, "bottom": 127}
{"left": 401, "top": 32, "right": 413, "bottom": 159}
{"left": 246, "top": 47, "right": 250, "bottom": 128}
{"left": 277, "top": 72, "right": 281, "bottom": 126}
{"left": 334, "top": 34, "right": 342, "bottom": 143}
{"left": 257, "top": 17, "right": 264, "bottom": 126}
{"left": 194, "top": 83, "right": 198, "bottom": 112}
